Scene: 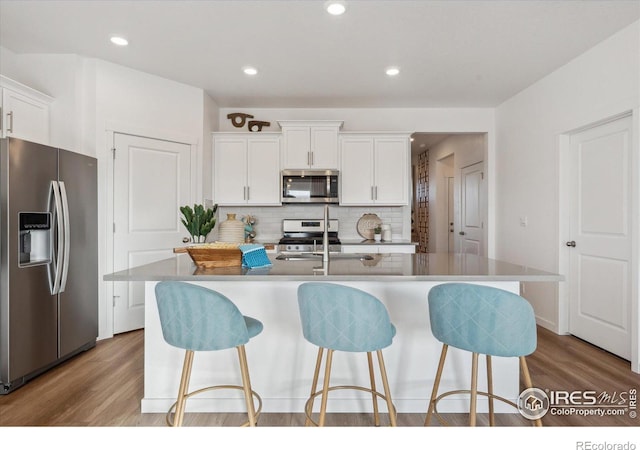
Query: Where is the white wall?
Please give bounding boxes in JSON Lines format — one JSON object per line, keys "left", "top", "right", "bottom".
{"left": 90, "top": 59, "right": 209, "bottom": 339}
{"left": 218, "top": 107, "right": 494, "bottom": 134}
{"left": 0, "top": 47, "right": 85, "bottom": 153}
{"left": 203, "top": 93, "right": 220, "bottom": 202}
{"left": 495, "top": 20, "right": 639, "bottom": 367}
{"left": 427, "top": 134, "right": 485, "bottom": 253}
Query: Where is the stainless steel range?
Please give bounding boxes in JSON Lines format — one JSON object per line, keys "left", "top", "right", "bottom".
{"left": 278, "top": 219, "right": 341, "bottom": 253}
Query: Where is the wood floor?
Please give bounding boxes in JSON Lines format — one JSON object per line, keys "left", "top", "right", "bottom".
{"left": 0, "top": 326, "right": 638, "bottom": 427}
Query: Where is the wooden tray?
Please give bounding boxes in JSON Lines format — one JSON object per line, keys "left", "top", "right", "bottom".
{"left": 185, "top": 247, "right": 242, "bottom": 268}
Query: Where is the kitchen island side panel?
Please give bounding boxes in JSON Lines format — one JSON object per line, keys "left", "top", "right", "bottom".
{"left": 142, "top": 280, "right": 520, "bottom": 414}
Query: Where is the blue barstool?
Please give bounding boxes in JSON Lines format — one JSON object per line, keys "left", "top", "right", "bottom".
{"left": 155, "top": 281, "right": 263, "bottom": 427}
{"left": 425, "top": 283, "right": 541, "bottom": 427}
{"left": 297, "top": 282, "right": 397, "bottom": 426}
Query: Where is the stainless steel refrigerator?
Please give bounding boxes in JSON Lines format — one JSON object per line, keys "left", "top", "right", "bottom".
{"left": 0, "top": 137, "right": 98, "bottom": 394}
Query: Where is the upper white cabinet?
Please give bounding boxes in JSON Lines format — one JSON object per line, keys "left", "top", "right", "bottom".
{"left": 278, "top": 120, "right": 343, "bottom": 169}
{"left": 0, "top": 75, "right": 52, "bottom": 145}
{"left": 340, "top": 133, "right": 410, "bottom": 206}
{"left": 213, "top": 133, "right": 281, "bottom": 206}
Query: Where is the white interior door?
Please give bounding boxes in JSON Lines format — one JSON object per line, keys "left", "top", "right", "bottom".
{"left": 459, "top": 161, "right": 484, "bottom": 255}
{"left": 568, "top": 115, "right": 632, "bottom": 360}
{"left": 112, "top": 133, "right": 192, "bottom": 334}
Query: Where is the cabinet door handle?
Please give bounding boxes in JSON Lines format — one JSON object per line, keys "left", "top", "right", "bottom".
{"left": 311, "top": 151, "right": 314, "bottom": 166}
{"left": 7, "top": 111, "right": 14, "bottom": 133}
{"left": 371, "top": 186, "right": 375, "bottom": 200}
{"left": 308, "top": 152, "right": 311, "bottom": 166}
{"left": 243, "top": 186, "right": 247, "bottom": 200}
{"left": 246, "top": 186, "right": 250, "bottom": 201}
{"left": 375, "top": 186, "right": 378, "bottom": 200}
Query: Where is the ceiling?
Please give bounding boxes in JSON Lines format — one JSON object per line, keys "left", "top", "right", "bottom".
{"left": 0, "top": 0, "right": 638, "bottom": 111}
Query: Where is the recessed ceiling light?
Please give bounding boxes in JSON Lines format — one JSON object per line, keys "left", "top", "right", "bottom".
{"left": 386, "top": 67, "right": 400, "bottom": 76}
{"left": 243, "top": 67, "right": 258, "bottom": 76}
{"left": 325, "top": 1, "right": 346, "bottom": 15}
{"left": 110, "top": 36, "right": 128, "bottom": 46}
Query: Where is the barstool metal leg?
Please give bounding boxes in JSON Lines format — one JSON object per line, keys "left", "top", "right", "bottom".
{"left": 318, "top": 349, "right": 334, "bottom": 427}
{"left": 469, "top": 352, "right": 479, "bottom": 426}
{"left": 425, "top": 344, "right": 448, "bottom": 426}
{"left": 174, "top": 350, "right": 194, "bottom": 427}
{"left": 237, "top": 345, "right": 258, "bottom": 427}
{"left": 520, "top": 356, "right": 542, "bottom": 427}
{"left": 376, "top": 350, "right": 396, "bottom": 427}
{"left": 367, "top": 351, "right": 381, "bottom": 426}
{"left": 305, "top": 347, "right": 324, "bottom": 426}
{"left": 486, "top": 355, "right": 495, "bottom": 426}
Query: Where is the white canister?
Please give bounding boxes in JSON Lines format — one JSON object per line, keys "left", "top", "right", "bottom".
{"left": 381, "top": 224, "right": 392, "bottom": 241}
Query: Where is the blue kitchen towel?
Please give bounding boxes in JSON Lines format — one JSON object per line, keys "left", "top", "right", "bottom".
{"left": 239, "top": 244, "right": 272, "bottom": 269}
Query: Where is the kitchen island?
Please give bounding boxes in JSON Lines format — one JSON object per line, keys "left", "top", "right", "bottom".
{"left": 104, "top": 253, "right": 562, "bottom": 415}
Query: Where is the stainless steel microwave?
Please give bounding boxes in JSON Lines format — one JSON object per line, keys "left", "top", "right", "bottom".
{"left": 281, "top": 169, "right": 339, "bottom": 204}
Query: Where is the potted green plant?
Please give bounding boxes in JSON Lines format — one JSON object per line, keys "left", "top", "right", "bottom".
{"left": 373, "top": 225, "right": 382, "bottom": 242}
{"left": 180, "top": 203, "right": 218, "bottom": 243}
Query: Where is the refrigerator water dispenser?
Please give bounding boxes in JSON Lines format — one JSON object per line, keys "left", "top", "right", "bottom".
{"left": 19, "top": 212, "right": 51, "bottom": 266}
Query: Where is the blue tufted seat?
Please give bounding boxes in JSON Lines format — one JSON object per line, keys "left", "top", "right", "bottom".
{"left": 425, "top": 283, "right": 541, "bottom": 426}
{"left": 155, "top": 281, "right": 263, "bottom": 426}
{"left": 298, "top": 282, "right": 397, "bottom": 426}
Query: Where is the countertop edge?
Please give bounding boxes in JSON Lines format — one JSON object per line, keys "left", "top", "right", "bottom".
{"left": 103, "top": 253, "right": 564, "bottom": 283}
{"left": 104, "top": 274, "right": 563, "bottom": 282}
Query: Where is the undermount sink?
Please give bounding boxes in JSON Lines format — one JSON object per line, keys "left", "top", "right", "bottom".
{"left": 276, "top": 253, "right": 374, "bottom": 261}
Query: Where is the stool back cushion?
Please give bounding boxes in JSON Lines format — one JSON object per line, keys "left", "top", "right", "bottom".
{"left": 155, "top": 281, "right": 250, "bottom": 351}
{"left": 428, "top": 283, "right": 536, "bottom": 357}
{"left": 298, "top": 282, "right": 395, "bottom": 352}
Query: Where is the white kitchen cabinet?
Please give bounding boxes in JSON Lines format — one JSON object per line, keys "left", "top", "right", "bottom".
{"left": 213, "top": 133, "right": 281, "bottom": 206}
{"left": 341, "top": 244, "right": 416, "bottom": 254}
{"left": 340, "top": 133, "right": 410, "bottom": 205}
{"left": 278, "top": 120, "right": 343, "bottom": 169}
{"left": 0, "top": 75, "right": 52, "bottom": 145}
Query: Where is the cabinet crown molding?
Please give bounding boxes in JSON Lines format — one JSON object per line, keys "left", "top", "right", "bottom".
{"left": 0, "top": 75, "right": 54, "bottom": 104}
{"left": 212, "top": 131, "right": 281, "bottom": 136}
{"left": 277, "top": 120, "right": 344, "bottom": 129}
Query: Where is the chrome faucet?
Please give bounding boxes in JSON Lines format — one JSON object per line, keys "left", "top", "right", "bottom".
{"left": 323, "top": 204, "right": 329, "bottom": 262}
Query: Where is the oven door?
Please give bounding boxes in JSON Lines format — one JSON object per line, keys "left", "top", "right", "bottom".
{"left": 281, "top": 170, "right": 339, "bottom": 204}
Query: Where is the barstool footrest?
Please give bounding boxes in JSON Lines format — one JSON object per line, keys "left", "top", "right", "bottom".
{"left": 429, "top": 389, "right": 518, "bottom": 426}
{"left": 304, "top": 384, "right": 397, "bottom": 427}
{"left": 166, "top": 384, "right": 263, "bottom": 427}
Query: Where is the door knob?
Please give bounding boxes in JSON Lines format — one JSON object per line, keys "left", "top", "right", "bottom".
{"left": 182, "top": 237, "right": 190, "bottom": 243}
{"left": 459, "top": 231, "right": 466, "bottom": 235}
{"left": 566, "top": 241, "right": 576, "bottom": 247}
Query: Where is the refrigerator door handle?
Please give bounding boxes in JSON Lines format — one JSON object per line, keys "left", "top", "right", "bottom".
{"left": 58, "top": 181, "right": 71, "bottom": 293}
{"left": 47, "top": 181, "right": 64, "bottom": 295}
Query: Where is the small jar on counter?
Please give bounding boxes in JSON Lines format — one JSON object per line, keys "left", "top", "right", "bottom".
{"left": 381, "top": 224, "right": 392, "bottom": 241}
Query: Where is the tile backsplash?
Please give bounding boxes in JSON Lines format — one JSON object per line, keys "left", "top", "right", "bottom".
{"left": 212, "top": 205, "right": 408, "bottom": 243}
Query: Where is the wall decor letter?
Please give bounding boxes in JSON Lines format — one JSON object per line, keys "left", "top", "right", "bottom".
{"left": 227, "top": 112, "right": 254, "bottom": 128}
{"left": 248, "top": 120, "right": 271, "bottom": 132}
